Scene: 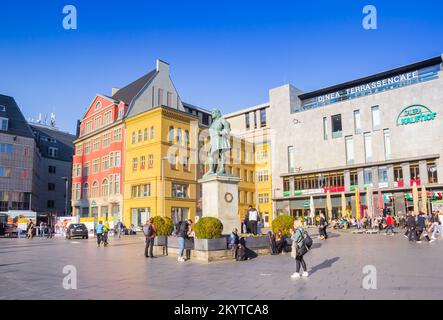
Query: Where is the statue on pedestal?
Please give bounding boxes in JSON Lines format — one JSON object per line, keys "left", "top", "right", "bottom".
{"left": 204, "top": 109, "right": 231, "bottom": 176}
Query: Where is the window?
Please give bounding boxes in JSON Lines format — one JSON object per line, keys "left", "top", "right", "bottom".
{"left": 371, "top": 106, "right": 380, "bottom": 130}
{"left": 253, "top": 111, "right": 257, "bottom": 129}
{"left": 364, "top": 168, "right": 373, "bottom": 185}
{"left": 0, "top": 118, "right": 9, "bottom": 131}
{"left": 114, "top": 175, "right": 120, "bottom": 194}
{"left": 364, "top": 132, "right": 372, "bottom": 162}
{"left": 109, "top": 152, "right": 115, "bottom": 167}
{"left": 132, "top": 132, "right": 136, "bottom": 144}
{"left": 410, "top": 162, "right": 420, "bottom": 180}
{"left": 172, "top": 183, "right": 188, "bottom": 198}
{"left": 132, "top": 158, "right": 138, "bottom": 171}
{"left": 102, "top": 133, "right": 111, "bottom": 148}
{"left": 118, "top": 107, "right": 124, "bottom": 119}
{"left": 345, "top": 136, "right": 354, "bottom": 165}
{"left": 101, "top": 179, "right": 109, "bottom": 196}
{"left": 383, "top": 129, "right": 391, "bottom": 160}
{"left": 138, "top": 130, "right": 142, "bottom": 142}
{"left": 140, "top": 156, "right": 146, "bottom": 169}
{"left": 85, "top": 121, "right": 92, "bottom": 133}
{"left": 183, "top": 157, "right": 189, "bottom": 171}
{"left": 170, "top": 153, "right": 178, "bottom": 170}
{"left": 167, "top": 92, "right": 173, "bottom": 107}
{"left": 113, "top": 128, "right": 122, "bottom": 141}
{"left": 331, "top": 114, "right": 342, "bottom": 138}
{"left": 75, "top": 144, "right": 83, "bottom": 155}
{"left": 92, "top": 159, "right": 100, "bottom": 173}
{"left": 260, "top": 109, "right": 266, "bottom": 127}
{"left": 93, "top": 138, "right": 100, "bottom": 151}
{"left": 158, "top": 88, "right": 164, "bottom": 106}
{"left": 184, "top": 130, "right": 189, "bottom": 146}
{"left": 49, "top": 166, "right": 56, "bottom": 174}
{"left": 74, "top": 183, "right": 81, "bottom": 200}
{"left": 84, "top": 141, "right": 90, "bottom": 154}
{"left": 427, "top": 160, "right": 438, "bottom": 184}
{"left": 151, "top": 127, "right": 155, "bottom": 140}
{"left": 250, "top": 171, "right": 254, "bottom": 183}
{"left": 83, "top": 183, "right": 89, "bottom": 199}
{"left": 257, "top": 170, "right": 269, "bottom": 182}
{"left": 148, "top": 154, "right": 154, "bottom": 168}
{"left": 394, "top": 165, "right": 403, "bottom": 182}
{"left": 350, "top": 170, "right": 358, "bottom": 186}
{"left": 102, "top": 156, "right": 110, "bottom": 171}
{"left": 323, "top": 117, "right": 328, "bottom": 140}
{"left": 115, "top": 152, "right": 121, "bottom": 167}
{"left": 0, "top": 105, "right": 5, "bottom": 112}
{"left": 83, "top": 163, "right": 89, "bottom": 176}
{"left": 354, "top": 110, "right": 361, "bottom": 134}
{"left": 74, "top": 164, "right": 81, "bottom": 177}
{"left": 144, "top": 128, "right": 149, "bottom": 141}
{"left": 243, "top": 169, "right": 248, "bottom": 182}
{"left": 168, "top": 126, "right": 174, "bottom": 143}
{"left": 103, "top": 111, "right": 112, "bottom": 126}
{"left": 48, "top": 183, "right": 56, "bottom": 191}
{"left": 245, "top": 113, "right": 250, "bottom": 130}
{"left": 236, "top": 168, "right": 241, "bottom": 178}
{"left": 378, "top": 166, "right": 388, "bottom": 184}
{"left": 95, "top": 101, "right": 102, "bottom": 110}
{"left": 131, "top": 184, "right": 151, "bottom": 198}
{"left": 94, "top": 116, "right": 102, "bottom": 130}
{"left": 0, "top": 143, "right": 13, "bottom": 154}
{"left": 48, "top": 147, "right": 58, "bottom": 158}
{"left": 92, "top": 181, "right": 99, "bottom": 198}
{"left": 177, "top": 128, "right": 182, "bottom": 145}
{"left": 288, "top": 146, "right": 295, "bottom": 173}
{"left": 244, "top": 191, "right": 248, "bottom": 204}
{"left": 47, "top": 200, "right": 55, "bottom": 209}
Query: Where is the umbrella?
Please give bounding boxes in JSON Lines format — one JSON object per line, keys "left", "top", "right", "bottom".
{"left": 355, "top": 188, "right": 360, "bottom": 220}
{"left": 412, "top": 182, "right": 419, "bottom": 215}
{"left": 341, "top": 192, "right": 346, "bottom": 217}
{"left": 377, "top": 188, "right": 384, "bottom": 217}
{"left": 421, "top": 184, "right": 427, "bottom": 214}
{"left": 326, "top": 190, "right": 332, "bottom": 221}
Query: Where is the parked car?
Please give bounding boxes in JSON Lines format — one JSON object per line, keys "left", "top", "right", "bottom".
{"left": 66, "top": 223, "right": 89, "bottom": 239}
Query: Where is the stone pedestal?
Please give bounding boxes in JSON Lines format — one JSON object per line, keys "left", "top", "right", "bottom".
{"left": 198, "top": 175, "right": 240, "bottom": 235}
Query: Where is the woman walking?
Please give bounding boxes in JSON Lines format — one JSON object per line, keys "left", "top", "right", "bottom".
{"left": 290, "top": 220, "right": 309, "bottom": 279}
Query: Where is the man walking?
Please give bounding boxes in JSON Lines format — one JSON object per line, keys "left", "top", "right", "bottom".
{"left": 177, "top": 220, "right": 189, "bottom": 262}
{"left": 143, "top": 218, "right": 156, "bottom": 258}
{"left": 385, "top": 213, "right": 394, "bottom": 236}
{"left": 405, "top": 211, "right": 416, "bottom": 241}
{"left": 247, "top": 206, "right": 260, "bottom": 235}
{"left": 319, "top": 213, "right": 328, "bottom": 240}
{"left": 416, "top": 212, "right": 433, "bottom": 243}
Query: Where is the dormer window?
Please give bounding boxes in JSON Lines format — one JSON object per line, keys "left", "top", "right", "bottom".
{"left": 0, "top": 105, "right": 6, "bottom": 112}
{"left": 118, "top": 107, "right": 124, "bottom": 119}
{"left": 95, "top": 101, "right": 102, "bottom": 110}
{"left": 0, "top": 117, "right": 8, "bottom": 131}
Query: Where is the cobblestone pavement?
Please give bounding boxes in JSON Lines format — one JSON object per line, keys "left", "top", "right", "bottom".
{"left": 1, "top": 230, "right": 443, "bottom": 300}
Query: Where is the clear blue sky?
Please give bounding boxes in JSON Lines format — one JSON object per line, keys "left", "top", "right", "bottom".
{"left": 0, "top": 0, "right": 442, "bottom": 134}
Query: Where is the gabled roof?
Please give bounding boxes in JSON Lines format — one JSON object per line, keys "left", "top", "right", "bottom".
{"left": 112, "top": 69, "right": 157, "bottom": 105}
{"left": 0, "top": 94, "right": 34, "bottom": 138}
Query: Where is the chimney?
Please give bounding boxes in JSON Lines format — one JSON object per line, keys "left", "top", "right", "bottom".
{"left": 156, "top": 59, "right": 170, "bottom": 75}
{"left": 112, "top": 87, "right": 120, "bottom": 96}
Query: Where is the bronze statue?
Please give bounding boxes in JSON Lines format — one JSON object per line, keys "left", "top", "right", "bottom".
{"left": 205, "top": 109, "right": 231, "bottom": 176}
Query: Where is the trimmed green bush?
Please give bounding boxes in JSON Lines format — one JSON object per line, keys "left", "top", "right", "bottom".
{"left": 271, "top": 215, "right": 295, "bottom": 236}
{"left": 152, "top": 216, "right": 173, "bottom": 236}
{"left": 194, "top": 217, "right": 223, "bottom": 239}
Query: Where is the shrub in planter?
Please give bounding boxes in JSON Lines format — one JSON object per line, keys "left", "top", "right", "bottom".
{"left": 152, "top": 216, "right": 173, "bottom": 236}
{"left": 194, "top": 217, "right": 223, "bottom": 239}
{"left": 271, "top": 215, "right": 295, "bottom": 236}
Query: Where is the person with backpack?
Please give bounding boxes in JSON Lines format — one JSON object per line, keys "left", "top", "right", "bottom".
{"left": 143, "top": 218, "right": 156, "bottom": 258}
{"left": 176, "top": 220, "right": 189, "bottom": 262}
{"left": 96, "top": 221, "right": 105, "bottom": 247}
{"left": 290, "top": 220, "right": 312, "bottom": 279}
{"left": 229, "top": 228, "right": 240, "bottom": 259}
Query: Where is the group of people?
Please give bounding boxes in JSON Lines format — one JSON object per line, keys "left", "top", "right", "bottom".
{"left": 23, "top": 219, "right": 53, "bottom": 239}
{"left": 404, "top": 211, "right": 441, "bottom": 243}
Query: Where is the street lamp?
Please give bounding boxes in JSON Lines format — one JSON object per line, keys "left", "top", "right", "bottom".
{"left": 61, "top": 177, "right": 69, "bottom": 216}
{"left": 161, "top": 156, "right": 169, "bottom": 218}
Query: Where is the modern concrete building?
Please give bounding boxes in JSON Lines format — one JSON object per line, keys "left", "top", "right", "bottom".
{"left": 268, "top": 55, "right": 443, "bottom": 218}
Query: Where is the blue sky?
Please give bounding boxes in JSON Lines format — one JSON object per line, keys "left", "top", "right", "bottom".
{"left": 0, "top": 0, "right": 442, "bottom": 134}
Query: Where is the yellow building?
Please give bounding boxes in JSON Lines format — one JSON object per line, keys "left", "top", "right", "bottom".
{"left": 123, "top": 106, "right": 199, "bottom": 228}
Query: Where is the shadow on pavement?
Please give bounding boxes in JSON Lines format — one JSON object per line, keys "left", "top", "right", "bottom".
{"left": 309, "top": 257, "right": 340, "bottom": 276}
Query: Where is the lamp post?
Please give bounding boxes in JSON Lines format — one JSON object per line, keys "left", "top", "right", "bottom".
{"left": 61, "top": 177, "right": 69, "bottom": 216}
{"left": 161, "top": 157, "right": 169, "bottom": 218}
{"left": 273, "top": 188, "right": 281, "bottom": 220}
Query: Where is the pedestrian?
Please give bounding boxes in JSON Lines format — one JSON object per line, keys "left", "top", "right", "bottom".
{"left": 416, "top": 212, "right": 433, "bottom": 243}
{"left": 405, "top": 211, "right": 416, "bottom": 241}
{"left": 243, "top": 211, "right": 250, "bottom": 234}
{"left": 247, "top": 205, "right": 260, "bottom": 235}
{"left": 431, "top": 213, "right": 442, "bottom": 240}
{"left": 39, "top": 221, "right": 45, "bottom": 237}
{"left": 385, "top": 213, "right": 394, "bottom": 236}
{"left": 143, "top": 218, "right": 156, "bottom": 258}
{"left": 115, "top": 220, "right": 123, "bottom": 238}
{"left": 26, "top": 219, "right": 35, "bottom": 239}
{"left": 319, "top": 213, "right": 328, "bottom": 240}
{"left": 229, "top": 228, "right": 240, "bottom": 259}
{"left": 176, "top": 219, "right": 189, "bottom": 262}
{"left": 186, "top": 220, "right": 194, "bottom": 260}
{"left": 96, "top": 221, "right": 105, "bottom": 247}
{"left": 290, "top": 220, "right": 309, "bottom": 279}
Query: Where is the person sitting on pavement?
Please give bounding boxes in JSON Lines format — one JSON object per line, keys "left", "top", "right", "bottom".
{"left": 274, "top": 230, "right": 286, "bottom": 254}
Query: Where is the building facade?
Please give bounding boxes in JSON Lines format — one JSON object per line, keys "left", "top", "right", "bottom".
{"left": 269, "top": 55, "right": 443, "bottom": 218}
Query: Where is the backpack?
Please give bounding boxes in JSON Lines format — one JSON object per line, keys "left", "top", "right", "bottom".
{"left": 143, "top": 224, "right": 153, "bottom": 237}
{"left": 236, "top": 245, "right": 247, "bottom": 261}
{"left": 302, "top": 230, "right": 313, "bottom": 249}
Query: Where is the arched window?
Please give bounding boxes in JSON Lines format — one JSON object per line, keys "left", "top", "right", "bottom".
{"left": 144, "top": 128, "right": 149, "bottom": 141}
{"left": 101, "top": 179, "right": 109, "bottom": 197}
{"left": 177, "top": 128, "right": 182, "bottom": 145}
{"left": 168, "top": 126, "right": 174, "bottom": 143}
{"left": 75, "top": 183, "right": 81, "bottom": 200}
{"left": 151, "top": 126, "right": 155, "bottom": 140}
{"left": 132, "top": 132, "right": 136, "bottom": 144}
{"left": 184, "top": 130, "right": 189, "bottom": 146}
{"left": 138, "top": 130, "right": 142, "bottom": 142}
{"left": 92, "top": 181, "right": 99, "bottom": 198}
{"left": 83, "top": 183, "right": 89, "bottom": 199}
{"left": 95, "top": 101, "right": 102, "bottom": 110}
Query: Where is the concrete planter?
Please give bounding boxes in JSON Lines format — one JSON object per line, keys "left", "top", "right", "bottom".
{"left": 154, "top": 235, "right": 167, "bottom": 246}
{"left": 166, "top": 236, "right": 194, "bottom": 249}
{"left": 243, "top": 236, "right": 270, "bottom": 249}
{"left": 194, "top": 237, "right": 228, "bottom": 251}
